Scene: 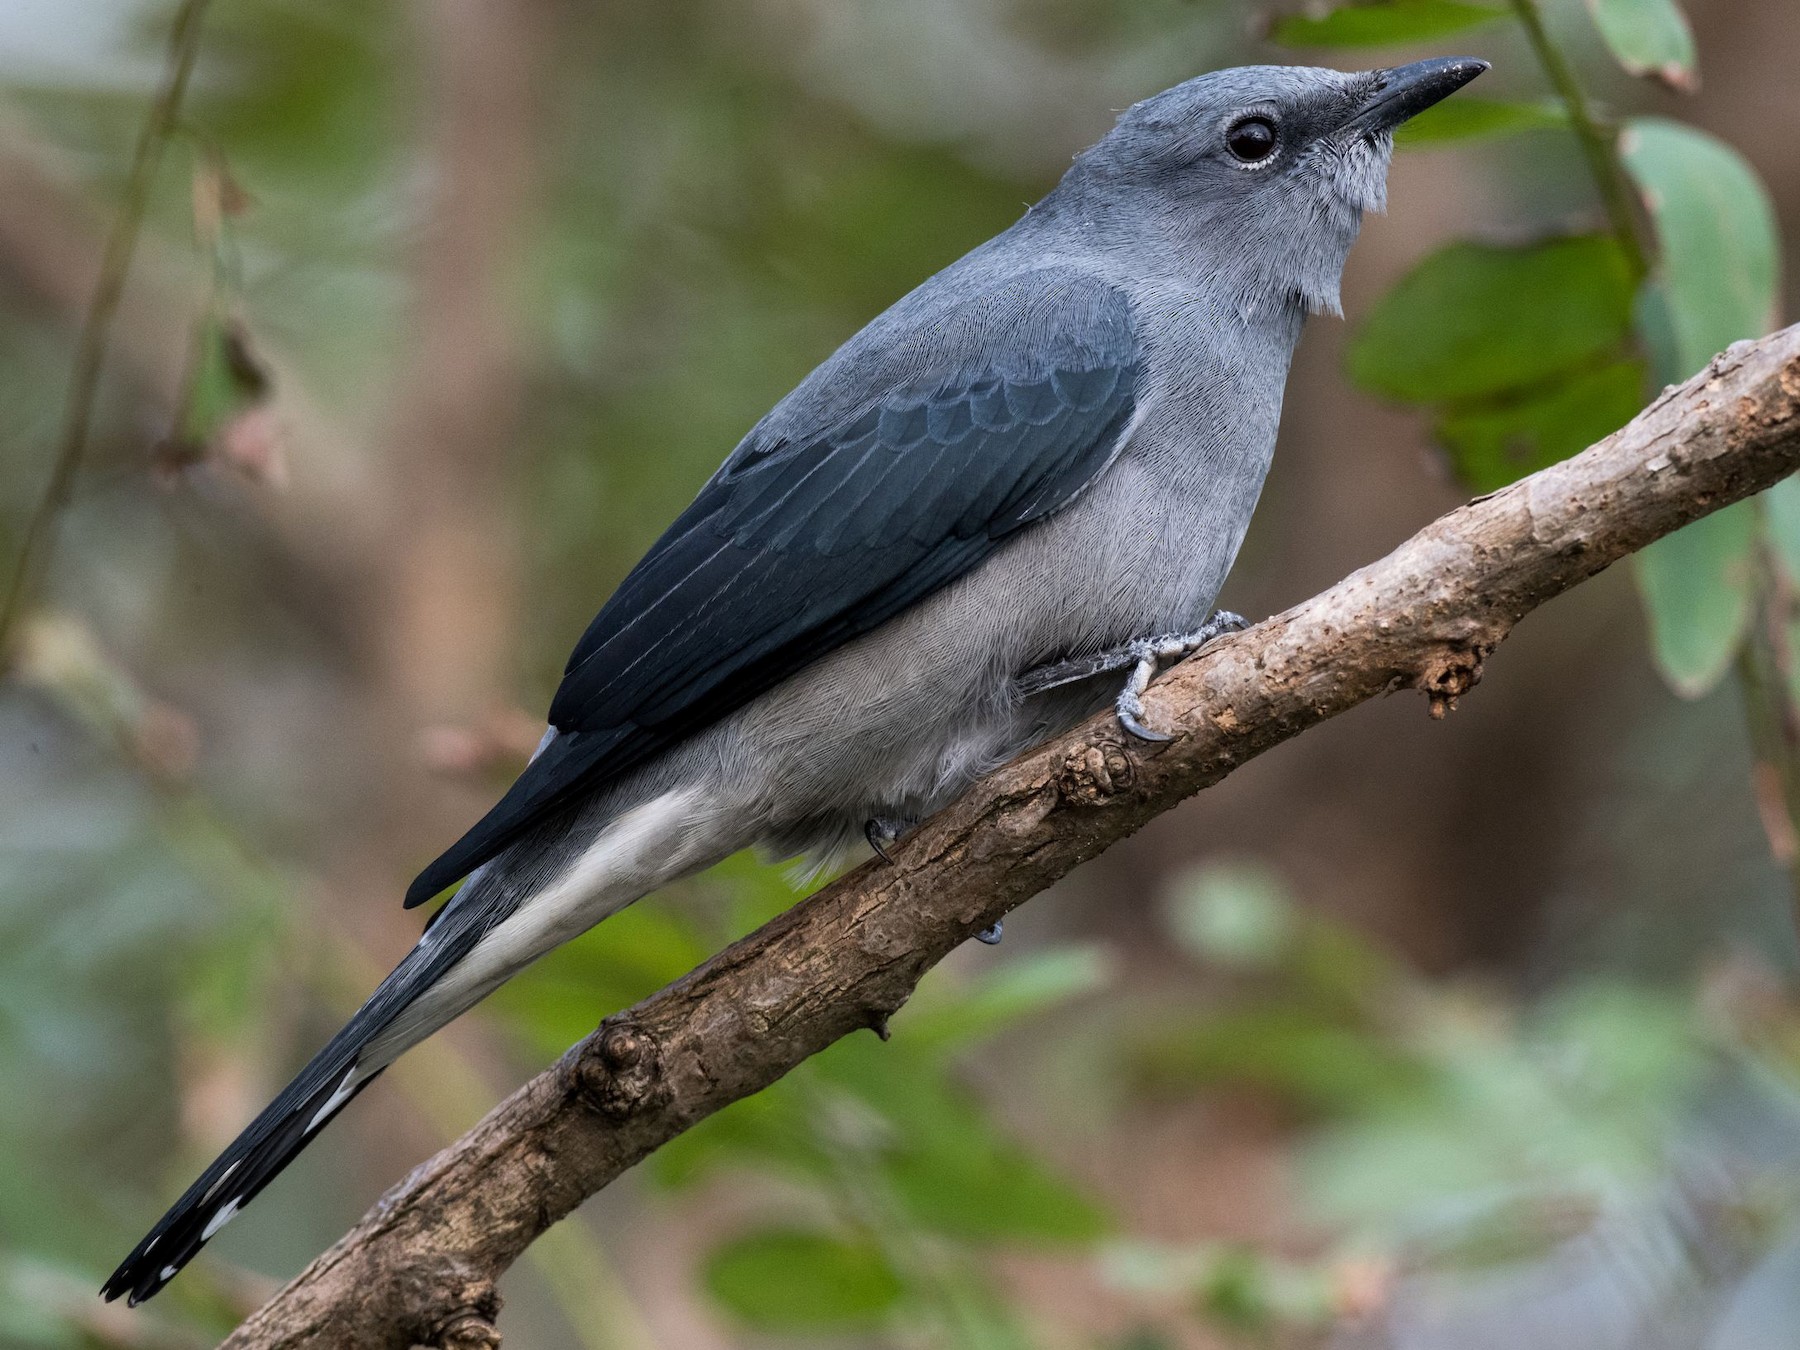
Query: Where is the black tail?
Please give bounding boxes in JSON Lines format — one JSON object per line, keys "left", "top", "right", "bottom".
{"left": 100, "top": 1026, "right": 382, "bottom": 1306}
{"left": 107, "top": 836, "right": 514, "bottom": 1303}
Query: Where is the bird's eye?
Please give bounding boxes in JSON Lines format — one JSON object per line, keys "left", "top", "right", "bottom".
{"left": 1226, "top": 116, "right": 1278, "bottom": 163}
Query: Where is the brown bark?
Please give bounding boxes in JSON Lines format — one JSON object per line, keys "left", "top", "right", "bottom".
{"left": 218, "top": 326, "right": 1800, "bottom": 1348}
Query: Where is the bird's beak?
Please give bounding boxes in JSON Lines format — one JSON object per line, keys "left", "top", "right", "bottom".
{"left": 1346, "top": 56, "right": 1489, "bottom": 133}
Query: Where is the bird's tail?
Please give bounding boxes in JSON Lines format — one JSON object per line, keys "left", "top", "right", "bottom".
{"left": 100, "top": 905, "right": 494, "bottom": 1307}
{"left": 105, "top": 779, "right": 717, "bottom": 1305}
{"left": 100, "top": 1008, "right": 385, "bottom": 1306}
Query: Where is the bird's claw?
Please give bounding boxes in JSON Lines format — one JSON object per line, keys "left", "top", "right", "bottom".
{"left": 1110, "top": 612, "right": 1251, "bottom": 741}
{"left": 865, "top": 816, "right": 913, "bottom": 863}
{"left": 976, "top": 921, "right": 1004, "bottom": 945}
{"left": 1116, "top": 684, "right": 1172, "bottom": 742}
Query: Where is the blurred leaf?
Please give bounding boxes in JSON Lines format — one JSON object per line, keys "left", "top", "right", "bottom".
{"left": 884, "top": 1128, "right": 1109, "bottom": 1245}
{"left": 196, "top": 0, "right": 403, "bottom": 180}
{"left": 1633, "top": 502, "right": 1757, "bottom": 698}
{"left": 646, "top": 1087, "right": 813, "bottom": 1189}
{"left": 0, "top": 1255, "right": 93, "bottom": 1348}
{"left": 1303, "top": 983, "right": 1712, "bottom": 1233}
{"left": 491, "top": 902, "right": 711, "bottom": 1057}
{"left": 1133, "top": 1005, "right": 1429, "bottom": 1114}
{"left": 1537, "top": 983, "right": 1705, "bottom": 1111}
{"left": 1584, "top": 0, "right": 1699, "bottom": 92}
{"left": 1291, "top": 923, "right": 1409, "bottom": 1014}
{"left": 1620, "top": 119, "right": 1781, "bottom": 381}
{"left": 1165, "top": 860, "right": 1297, "bottom": 970}
{"left": 1349, "top": 236, "right": 1636, "bottom": 403}
{"left": 1194, "top": 1245, "right": 1334, "bottom": 1336}
{"left": 1394, "top": 97, "right": 1566, "bottom": 148}
{"left": 155, "top": 317, "right": 276, "bottom": 483}
{"left": 706, "top": 849, "right": 819, "bottom": 933}
{"left": 1435, "top": 358, "right": 1647, "bottom": 492}
{"left": 1632, "top": 277, "right": 1685, "bottom": 391}
{"left": 815, "top": 1042, "right": 1110, "bottom": 1243}
{"left": 703, "top": 1228, "right": 903, "bottom": 1331}
{"left": 1111, "top": 1331, "right": 1178, "bottom": 1350}
{"left": 1269, "top": 0, "right": 1504, "bottom": 49}
{"left": 900, "top": 945, "right": 1112, "bottom": 1052}
{"left": 1763, "top": 476, "right": 1800, "bottom": 589}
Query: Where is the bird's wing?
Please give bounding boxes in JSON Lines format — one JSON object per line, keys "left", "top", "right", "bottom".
{"left": 404, "top": 268, "right": 1140, "bottom": 907}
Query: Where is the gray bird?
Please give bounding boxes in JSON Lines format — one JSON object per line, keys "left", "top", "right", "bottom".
{"left": 105, "top": 55, "right": 1485, "bottom": 1305}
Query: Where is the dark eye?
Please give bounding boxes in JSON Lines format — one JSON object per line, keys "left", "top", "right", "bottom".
{"left": 1226, "top": 116, "right": 1278, "bottom": 163}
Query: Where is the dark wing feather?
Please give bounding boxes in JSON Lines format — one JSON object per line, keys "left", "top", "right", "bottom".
{"left": 404, "top": 271, "right": 1139, "bottom": 907}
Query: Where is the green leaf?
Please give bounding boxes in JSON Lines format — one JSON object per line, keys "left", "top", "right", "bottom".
{"left": 814, "top": 1041, "right": 1110, "bottom": 1243}
{"left": 1132, "top": 1005, "right": 1430, "bottom": 1115}
{"left": 1763, "top": 475, "right": 1800, "bottom": 589}
{"left": 1584, "top": 0, "right": 1698, "bottom": 92}
{"left": 1620, "top": 118, "right": 1781, "bottom": 382}
{"left": 1194, "top": 1246, "right": 1335, "bottom": 1336}
{"left": 900, "top": 945, "right": 1112, "bottom": 1052}
{"left": 1632, "top": 501, "right": 1757, "bottom": 697}
{"left": 1164, "top": 860, "right": 1297, "bottom": 970}
{"left": 180, "top": 317, "right": 270, "bottom": 445}
{"left": 1394, "top": 97, "right": 1566, "bottom": 148}
{"left": 1620, "top": 121, "right": 1777, "bottom": 698}
{"left": 491, "top": 902, "right": 711, "bottom": 1057}
{"left": 1269, "top": 0, "right": 1503, "bottom": 48}
{"left": 1435, "top": 358, "right": 1647, "bottom": 492}
{"left": 1348, "top": 236, "right": 1636, "bottom": 404}
{"left": 886, "top": 1134, "right": 1110, "bottom": 1244}
{"left": 646, "top": 1087, "right": 810, "bottom": 1188}
{"left": 703, "top": 1228, "right": 903, "bottom": 1331}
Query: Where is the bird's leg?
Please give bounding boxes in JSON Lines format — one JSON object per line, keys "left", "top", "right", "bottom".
{"left": 1112, "top": 611, "right": 1249, "bottom": 741}
{"left": 1017, "top": 610, "right": 1249, "bottom": 742}
{"left": 864, "top": 816, "right": 915, "bottom": 863}
{"left": 975, "top": 920, "right": 1004, "bottom": 945}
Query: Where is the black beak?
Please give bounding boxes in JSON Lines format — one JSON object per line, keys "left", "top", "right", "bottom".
{"left": 1347, "top": 56, "right": 1489, "bottom": 133}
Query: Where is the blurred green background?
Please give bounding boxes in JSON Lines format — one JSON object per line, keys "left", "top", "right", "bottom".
{"left": 3, "top": 1, "right": 1800, "bottom": 1346}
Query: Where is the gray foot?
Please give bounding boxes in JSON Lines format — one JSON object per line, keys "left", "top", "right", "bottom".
{"left": 1016, "top": 611, "right": 1249, "bottom": 742}
{"left": 865, "top": 816, "right": 914, "bottom": 863}
{"left": 975, "top": 921, "right": 1004, "bottom": 945}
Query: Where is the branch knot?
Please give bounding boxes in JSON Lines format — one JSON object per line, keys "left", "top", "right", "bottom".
{"left": 573, "top": 1019, "right": 668, "bottom": 1120}
{"left": 1420, "top": 645, "right": 1491, "bottom": 719}
{"left": 1057, "top": 739, "right": 1135, "bottom": 804}
{"left": 427, "top": 1312, "right": 501, "bottom": 1350}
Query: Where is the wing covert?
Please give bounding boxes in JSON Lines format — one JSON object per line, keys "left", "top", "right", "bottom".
{"left": 404, "top": 269, "right": 1140, "bottom": 907}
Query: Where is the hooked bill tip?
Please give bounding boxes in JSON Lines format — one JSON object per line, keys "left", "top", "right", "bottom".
{"left": 1353, "top": 56, "right": 1490, "bottom": 131}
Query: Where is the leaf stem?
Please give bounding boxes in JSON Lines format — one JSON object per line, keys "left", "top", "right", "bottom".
{"left": 1507, "top": 0, "right": 1652, "bottom": 280}
{"left": 0, "top": 0, "right": 213, "bottom": 653}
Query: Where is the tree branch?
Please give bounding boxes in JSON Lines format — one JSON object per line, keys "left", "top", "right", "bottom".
{"left": 216, "top": 326, "right": 1800, "bottom": 1348}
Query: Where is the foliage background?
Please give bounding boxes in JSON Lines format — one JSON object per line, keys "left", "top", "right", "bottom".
{"left": 1, "top": 1, "right": 1799, "bottom": 1346}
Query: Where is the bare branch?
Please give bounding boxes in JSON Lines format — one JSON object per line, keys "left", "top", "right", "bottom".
{"left": 217, "top": 327, "right": 1800, "bottom": 1348}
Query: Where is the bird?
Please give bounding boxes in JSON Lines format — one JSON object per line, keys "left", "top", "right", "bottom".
{"left": 104, "top": 55, "right": 1486, "bottom": 1306}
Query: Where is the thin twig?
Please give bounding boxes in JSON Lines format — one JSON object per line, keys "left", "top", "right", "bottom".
{"left": 0, "top": 0, "right": 213, "bottom": 652}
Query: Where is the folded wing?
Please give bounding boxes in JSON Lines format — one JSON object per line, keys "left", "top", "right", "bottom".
{"left": 405, "top": 268, "right": 1141, "bottom": 907}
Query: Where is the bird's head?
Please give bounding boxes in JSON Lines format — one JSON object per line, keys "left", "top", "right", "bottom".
{"left": 1069, "top": 59, "right": 1488, "bottom": 318}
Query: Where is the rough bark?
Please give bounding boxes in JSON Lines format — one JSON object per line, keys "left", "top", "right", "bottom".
{"left": 218, "top": 326, "right": 1800, "bottom": 1348}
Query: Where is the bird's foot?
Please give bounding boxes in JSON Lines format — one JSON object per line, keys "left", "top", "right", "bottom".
{"left": 865, "top": 816, "right": 915, "bottom": 863}
{"left": 1017, "top": 611, "right": 1249, "bottom": 742}
{"left": 975, "top": 920, "right": 1004, "bottom": 945}
{"left": 1113, "top": 611, "right": 1249, "bottom": 741}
